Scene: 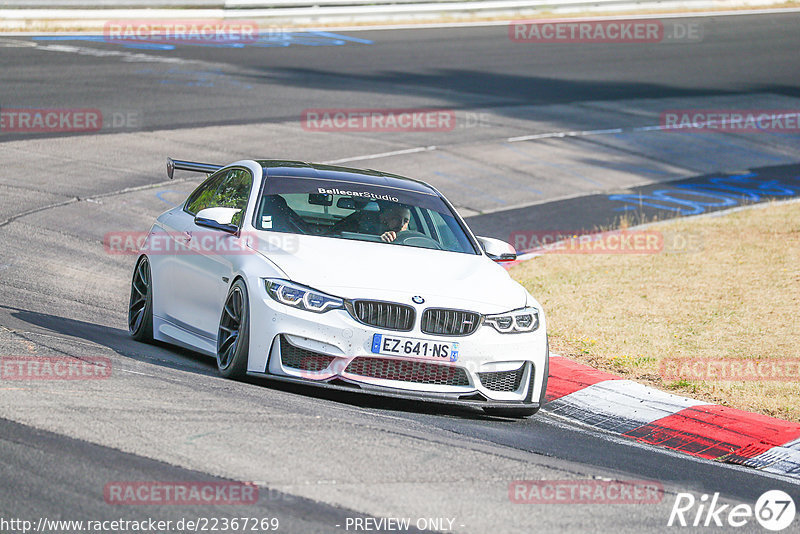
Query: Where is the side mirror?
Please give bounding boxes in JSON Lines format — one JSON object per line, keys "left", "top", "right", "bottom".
{"left": 477, "top": 236, "right": 517, "bottom": 262}
{"left": 195, "top": 207, "right": 241, "bottom": 234}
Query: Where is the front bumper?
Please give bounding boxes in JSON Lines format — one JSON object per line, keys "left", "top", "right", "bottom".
{"left": 246, "top": 283, "right": 548, "bottom": 408}
{"left": 249, "top": 368, "right": 542, "bottom": 410}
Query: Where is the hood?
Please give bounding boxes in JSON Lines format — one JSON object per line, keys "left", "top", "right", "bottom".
{"left": 251, "top": 233, "right": 528, "bottom": 312}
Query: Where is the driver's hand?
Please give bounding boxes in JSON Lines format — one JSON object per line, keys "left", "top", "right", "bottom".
{"left": 381, "top": 231, "right": 397, "bottom": 242}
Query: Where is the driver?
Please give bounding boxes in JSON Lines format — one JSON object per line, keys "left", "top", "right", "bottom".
{"left": 378, "top": 204, "right": 411, "bottom": 242}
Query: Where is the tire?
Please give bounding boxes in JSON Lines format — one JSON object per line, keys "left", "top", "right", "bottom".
{"left": 216, "top": 279, "right": 250, "bottom": 379}
{"left": 128, "top": 256, "right": 154, "bottom": 342}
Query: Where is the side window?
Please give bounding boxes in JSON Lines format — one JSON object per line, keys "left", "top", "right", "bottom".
{"left": 407, "top": 207, "right": 422, "bottom": 234}
{"left": 185, "top": 171, "right": 227, "bottom": 216}
{"left": 184, "top": 169, "right": 253, "bottom": 226}
{"left": 428, "top": 210, "right": 460, "bottom": 250}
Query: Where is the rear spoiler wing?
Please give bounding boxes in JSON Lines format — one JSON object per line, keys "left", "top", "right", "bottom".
{"left": 167, "top": 157, "right": 222, "bottom": 179}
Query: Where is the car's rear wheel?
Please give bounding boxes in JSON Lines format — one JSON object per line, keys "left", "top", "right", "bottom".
{"left": 217, "top": 279, "right": 250, "bottom": 379}
{"left": 128, "top": 256, "right": 154, "bottom": 342}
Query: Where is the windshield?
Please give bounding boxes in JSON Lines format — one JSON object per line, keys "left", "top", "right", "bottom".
{"left": 253, "top": 175, "right": 478, "bottom": 254}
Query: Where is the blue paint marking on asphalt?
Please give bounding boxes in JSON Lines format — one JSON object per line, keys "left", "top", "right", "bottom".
{"left": 289, "top": 31, "right": 373, "bottom": 46}
{"left": 463, "top": 164, "right": 800, "bottom": 243}
{"left": 609, "top": 172, "right": 800, "bottom": 215}
{"left": 32, "top": 32, "right": 373, "bottom": 50}
{"left": 155, "top": 190, "right": 181, "bottom": 206}
{"left": 32, "top": 35, "right": 173, "bottom": 50}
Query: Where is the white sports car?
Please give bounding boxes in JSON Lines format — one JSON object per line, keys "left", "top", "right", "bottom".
{"left": 128, "top": 158, "right": 548, "bottom": 416}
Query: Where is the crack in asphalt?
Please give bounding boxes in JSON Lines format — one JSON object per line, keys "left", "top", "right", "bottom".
{"left": 0, "top": 176, "right": 197, "bottom": 229}
{"left": 0, "top": 197, "right": 80, "bottom": 229}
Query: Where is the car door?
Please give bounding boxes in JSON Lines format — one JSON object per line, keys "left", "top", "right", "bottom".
{"left": 168, "top": 168, "right": 254, "bottom": 341}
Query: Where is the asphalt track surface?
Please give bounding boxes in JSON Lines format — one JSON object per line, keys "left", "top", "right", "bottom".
{"left": 1, "top": 11, "right": 800, "bottom": 533}
{"left": 2, "top": 14, "right": 800, "bottom": 134}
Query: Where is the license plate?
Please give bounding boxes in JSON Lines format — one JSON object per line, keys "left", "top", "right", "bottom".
{"left": 371, "top": 334, "right": 459, "bottom": 362}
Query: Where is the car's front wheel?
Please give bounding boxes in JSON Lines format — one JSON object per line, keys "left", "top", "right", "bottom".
{"left": 128, "top": 256, "right": 154, "bottom": 342}
{"left": 216, "top": 279, "right": 250, "bottom": 379}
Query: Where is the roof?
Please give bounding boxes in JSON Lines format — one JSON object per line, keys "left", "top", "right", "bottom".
{"left": 257, "top": 160, "right": 437, "bottom": 196}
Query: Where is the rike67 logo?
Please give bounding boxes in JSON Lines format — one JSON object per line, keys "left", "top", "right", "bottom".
{"left": 668, "top": 490, "right": 796, "bottom": 531}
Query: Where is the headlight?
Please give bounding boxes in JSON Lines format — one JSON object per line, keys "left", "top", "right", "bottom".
{"left": 264, "top": 279, "right": 344, "bottom": 313}
{"left": 483, "top": 307, "right": 539, "bottom": 333}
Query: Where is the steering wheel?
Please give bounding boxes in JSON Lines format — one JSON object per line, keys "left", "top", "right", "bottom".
{"left": 392, "top": 231, "right": 442, "bottom": 250}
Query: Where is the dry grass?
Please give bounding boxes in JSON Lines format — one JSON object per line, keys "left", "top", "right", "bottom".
{"left": 510, "top": 200, "right": 800, "bottom": 421}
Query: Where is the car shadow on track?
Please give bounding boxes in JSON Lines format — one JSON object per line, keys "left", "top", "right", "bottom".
{"left": 2, "top": 305, "right": 217, "bottom": 376}
{"left": 2, "top": 305, "right": 512, "bottom": 421}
